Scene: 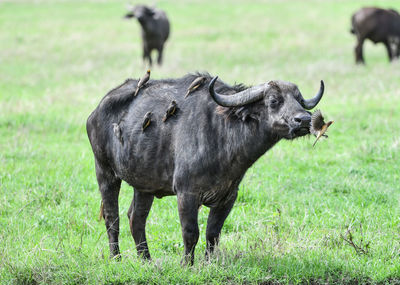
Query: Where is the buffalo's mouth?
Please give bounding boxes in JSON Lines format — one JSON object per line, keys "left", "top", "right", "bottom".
{"left": 293, "top": 126, "right": 310, "bottom": 136}
{"left": 275, "top": 122, "right": 311, "bottom": 140}
{"left": 284, "top": 125, "right": 310, "bottom": 140}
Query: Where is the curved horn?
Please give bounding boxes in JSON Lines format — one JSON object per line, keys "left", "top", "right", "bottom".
{"left": 301, "top": 80, "right": 324, "bottom": 110}
{"left": 208, "top": 76, "right": 268, "bottom": 107}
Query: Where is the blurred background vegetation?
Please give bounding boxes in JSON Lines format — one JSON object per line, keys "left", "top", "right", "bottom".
{"left": 0, "top": 0, "right": 399, "bottom": 284}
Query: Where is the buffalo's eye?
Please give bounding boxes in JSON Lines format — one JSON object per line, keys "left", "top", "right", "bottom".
{"left": 269, "top": 98, "right": 280, "bottom": 109}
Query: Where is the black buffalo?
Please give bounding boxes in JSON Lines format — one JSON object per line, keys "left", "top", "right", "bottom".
{"left": 86, "top": 73, "right": 324, "bottom": 264}
{"left": 125, "top": 5, "right": 170, "bottom": 66}
{"left": 351, "top": 7, "right": 400, "bottom": 63}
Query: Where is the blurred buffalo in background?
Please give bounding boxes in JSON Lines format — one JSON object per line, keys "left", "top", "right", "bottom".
{"left": 125, "top": 5, "right": 170, "bottom": 66}
{"left": 351, "top": 7, "right": 400, "bottom": 64}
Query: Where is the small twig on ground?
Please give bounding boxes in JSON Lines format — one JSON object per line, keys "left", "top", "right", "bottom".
{"left": 340, "top": 223, "right": 370, "bottom": 255}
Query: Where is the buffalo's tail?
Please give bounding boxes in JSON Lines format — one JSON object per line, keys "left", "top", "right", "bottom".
{"left": 350, "top": 15, "right": 356, "bottom": 34}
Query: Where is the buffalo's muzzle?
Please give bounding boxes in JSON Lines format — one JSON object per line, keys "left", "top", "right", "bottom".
{"left": 292, "top": 114, "right": 311, "bottom": 128}
{"left": 291, "top": 113, "right": 311, "bottom": 136}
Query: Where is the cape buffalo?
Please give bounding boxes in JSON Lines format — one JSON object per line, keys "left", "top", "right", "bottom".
{"left": 86, "top": 73, "right": 324, "bottom": 264}
{"left": 351, "top": 7, "right": 400, "bottom": 63}
{"left": 125, "top": 5, "right": 170, "bottom": 66}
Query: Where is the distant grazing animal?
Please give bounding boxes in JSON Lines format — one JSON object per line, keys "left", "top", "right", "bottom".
{"left": 86, "top": 73, "right": 325, "bottom": 265}
{"left": 125, "top": 5, "right": 170, "bottom": 66}
{"left": 351, "top": 7, "right": 400, "bottom": 63}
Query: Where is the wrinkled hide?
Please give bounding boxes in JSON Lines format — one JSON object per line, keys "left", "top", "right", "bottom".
{"left": 86, "top": 73, "right": 323, "bottom": 264}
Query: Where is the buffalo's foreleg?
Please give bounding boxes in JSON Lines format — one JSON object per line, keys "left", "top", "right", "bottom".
{"left": 355, "top": 36, "right": 365, "bottom": 64}
{"left": 127, "top": 190, "right": 154, "bottom": 260}
{"left": 205, "top": 192, "right": 238, "bottom": 259}
{"left": 177, "top": 192, "right": 200, "bottom": 266}
{"left": 95, "top": 159, "right": 121, "bottom": 259}
{"left": 157, "top": 45, "right": 164, "bottom": 65}
{"left": 143, "top": 44, "right": 152, "bottom": 66}
{"left": 384, "top": 39, "right": 394, "bottom": 62}
{"left": 142, "top": 45, "right": 152, "bottom": 66}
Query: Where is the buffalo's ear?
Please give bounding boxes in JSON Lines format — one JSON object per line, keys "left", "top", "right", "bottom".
{"left": 146, "top": 7, "right": 156, "bottom": 17}
{"left": 234, "top": 107, "right": 260, "bottom": 122}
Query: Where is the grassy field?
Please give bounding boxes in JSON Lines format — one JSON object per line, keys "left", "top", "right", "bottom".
{"left": 1, "top": 0, "right": 400, "bottom": 284}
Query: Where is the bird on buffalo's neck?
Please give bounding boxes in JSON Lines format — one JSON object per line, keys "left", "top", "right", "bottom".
{"left": 185, "top": 76, "right": 206, "bottom": 98}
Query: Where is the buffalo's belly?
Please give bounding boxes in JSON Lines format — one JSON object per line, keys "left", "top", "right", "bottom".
{"left": 115, "top": 161, "right": 174, "bottom": 194}
{"left": 112, "top": 140, "right": 175, "bottom": 196}
{"left": 195, "top": 176, "right": 243, "bottom": 208}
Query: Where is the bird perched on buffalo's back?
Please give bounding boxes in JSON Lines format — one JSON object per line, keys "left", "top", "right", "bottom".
{"left": 162, "top": 101, "right": 177, "bottom": 122}
{"left": 135, "top": 70, "right": 151, "bottom": 96}
{"left": 185, "top": 76, "right": 206, "bottom": 98}
{"left": 310, "top": 109, "right": 333, "bottom": 147}
{"left": 112, "top": 123, "right": 123, "bottom": 145}
{"left": 142, "top": 111, "right": 152, "bottom": 132}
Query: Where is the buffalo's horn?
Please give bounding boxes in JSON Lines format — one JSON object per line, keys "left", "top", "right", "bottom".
{"left": 208, "top": 76, "right": 269, "bottom": 107}
{"left": 301, "top": 80, "right": 324, "bottom": 110}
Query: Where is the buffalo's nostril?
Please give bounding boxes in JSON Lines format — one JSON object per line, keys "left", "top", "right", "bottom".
{"left": 293, "top": 115, "right": 311, "bottom": 126}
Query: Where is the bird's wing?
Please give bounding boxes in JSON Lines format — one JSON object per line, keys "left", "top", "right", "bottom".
{"left": 311, "top": 109, "right": 325, "bottom": 130}
{"left": 188, "top": 77, "right": 204, "bottom": 89}
{"left": 187, "top": 79, "right": 198, "bottom": 90}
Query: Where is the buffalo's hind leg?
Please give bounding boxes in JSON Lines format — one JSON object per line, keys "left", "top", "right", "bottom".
{"left": 205, "top": 192, "right": 238, "bottom": 259}
{"left": 384, "top": 39, "right": 395, "bottom": 62}
{"left": 355, "top": 36, "right": 365, "bottom": 64}
{"left": 177, "top": 192, "right": 200, "bottom": 266}
{"left": 95, "top": 159, "right": 121, "bottom": 259}
{"left": 127, "top": 190, "right": 154, "bottom": 260}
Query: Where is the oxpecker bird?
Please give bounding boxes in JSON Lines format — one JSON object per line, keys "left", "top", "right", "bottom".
{"left": 162, "top": 100, "right": 177, "bottom": 122}
{"left": 142, "top": 111, "right": 152, "bottom": 131}
{"left": 185, "top": 76, "right": 206, "bottom": 98}
{"left": 310, "top": 109, "right": 333, "bottom": 147}
{"left": 135, "top": 69, "right": 151, "bottom": 96}
{"left": 112, "top": 123, "right": 123, "bottom": 144}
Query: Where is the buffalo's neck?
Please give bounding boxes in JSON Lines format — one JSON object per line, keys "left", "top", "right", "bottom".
{"left": 219, "top": 117, "right": 280, "bottom": 174}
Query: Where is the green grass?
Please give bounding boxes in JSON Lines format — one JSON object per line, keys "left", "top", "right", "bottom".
{"left": 1, "top": 0, "right": 400, "bottom": 284}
